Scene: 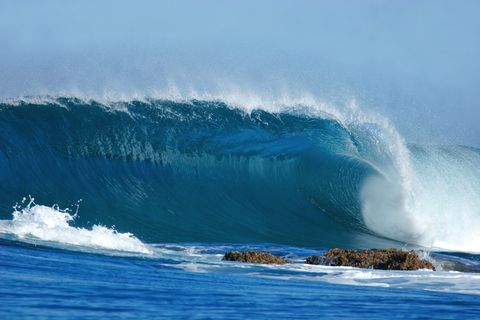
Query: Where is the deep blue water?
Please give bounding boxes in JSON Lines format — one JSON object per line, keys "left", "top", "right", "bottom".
{"left": 1, "top": 97, "right": 480, "bottom": 318}
{"left": 1, "top": 240, "right": 480, "bottom": 319}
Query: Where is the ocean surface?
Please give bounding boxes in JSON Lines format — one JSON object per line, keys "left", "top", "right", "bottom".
{"left": 1, "top": 97, "right": 479, "bottom": 318}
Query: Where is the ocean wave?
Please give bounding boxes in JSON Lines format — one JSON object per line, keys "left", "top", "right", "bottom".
{"left": 0, "top": 96, "right": 479, "bottom": 252}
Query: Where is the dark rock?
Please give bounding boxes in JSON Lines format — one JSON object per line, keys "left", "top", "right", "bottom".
{"left": 305, "top": 248, "right": 435, "bottom": 271}
{"left": 305, "top": 255, "right": 335, "bottom": 266}
{"left": 223, "top": 251, "right": 287, "bottom": 264}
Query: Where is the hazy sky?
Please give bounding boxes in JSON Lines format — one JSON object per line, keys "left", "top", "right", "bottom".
{"left": 1, "top": 0, "right": 479, "bottom": 146}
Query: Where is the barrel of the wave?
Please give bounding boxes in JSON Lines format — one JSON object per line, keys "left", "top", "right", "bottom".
{"left": 0, "top": 97, "right": 448, "bottom": 249}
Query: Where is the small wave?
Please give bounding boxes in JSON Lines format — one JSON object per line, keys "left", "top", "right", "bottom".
{"left": 0, "top": 198, "right": 152, "bottom": 255}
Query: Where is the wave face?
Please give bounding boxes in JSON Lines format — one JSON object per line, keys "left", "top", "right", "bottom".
{"left": 0, "top": 97, "right": 479, "bottom": 251}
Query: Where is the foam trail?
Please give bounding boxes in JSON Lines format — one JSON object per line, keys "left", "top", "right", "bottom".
{"left": 0, "top": 199, "right": 152, "bottom": 255}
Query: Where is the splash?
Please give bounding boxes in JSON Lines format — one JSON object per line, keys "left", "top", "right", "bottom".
{"left": 0, "top": 198, "right": 152, "bottom": 255}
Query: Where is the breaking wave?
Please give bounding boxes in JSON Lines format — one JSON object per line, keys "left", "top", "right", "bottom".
{"left": 0, "top": 198, "right": 152, "bottom": 254}
{"left": 0, "top": 96, "right": 479, "bottom": 252}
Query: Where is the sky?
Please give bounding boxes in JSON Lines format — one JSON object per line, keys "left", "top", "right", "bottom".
{"left": 1, "top": 0, "right": 479, "bottom": 146}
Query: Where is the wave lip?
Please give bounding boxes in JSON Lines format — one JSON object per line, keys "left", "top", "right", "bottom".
{"left": 0, "top": 199, "right": 152, "bottom": 255}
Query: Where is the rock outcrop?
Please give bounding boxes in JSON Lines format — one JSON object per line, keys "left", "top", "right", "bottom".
{"left": 223, "top": 251, "right": 287, "bottom": 264}
{"left": 306, "top": 248, "right": 435, "bottom": 271}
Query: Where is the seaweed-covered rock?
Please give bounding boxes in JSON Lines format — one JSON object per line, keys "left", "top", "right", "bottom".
{"left": 223, "top": 251, "right": 287, "bottom": 264}
{"left": 306, "top": 248, "right": 435, "bottom": 271}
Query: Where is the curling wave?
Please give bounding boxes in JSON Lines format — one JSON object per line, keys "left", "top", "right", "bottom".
{"left": 0, "top": 96, "right": 479, "bottom": 252}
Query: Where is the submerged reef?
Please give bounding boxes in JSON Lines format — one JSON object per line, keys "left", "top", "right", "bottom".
{"left": 305, "top": 248, "right": 435, "bottom": 271}
{"left": 223, "top": 251, "right": 288, "bottom": 264}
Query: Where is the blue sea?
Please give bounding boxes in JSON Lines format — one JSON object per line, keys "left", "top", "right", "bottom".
{"left": 1, "top": 97, "right": 480, "bottom": 319}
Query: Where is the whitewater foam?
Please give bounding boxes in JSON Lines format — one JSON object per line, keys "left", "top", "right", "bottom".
{"left": 408, "top": 146, "right": 480, "bottom": 252}
{"left": 0, "top": 199, "right": 152, "bottom": 255}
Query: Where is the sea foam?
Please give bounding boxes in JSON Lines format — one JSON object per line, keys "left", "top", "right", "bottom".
{"left": 0, "top": 199, "right": 152, "bottom": 255}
